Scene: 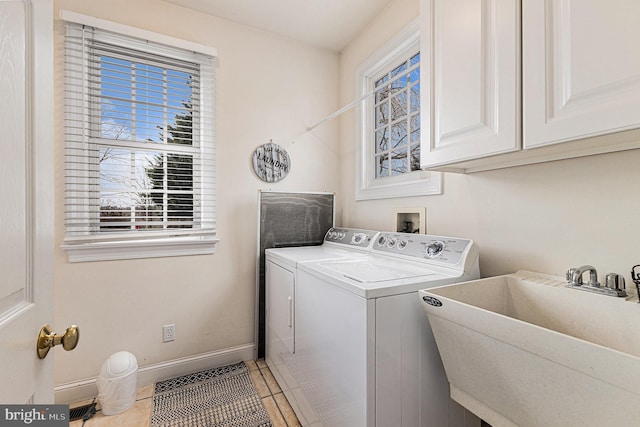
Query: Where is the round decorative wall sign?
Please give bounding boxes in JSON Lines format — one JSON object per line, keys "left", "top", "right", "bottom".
{"left": 252, "top": 142, "right": 291, "bottom": 183}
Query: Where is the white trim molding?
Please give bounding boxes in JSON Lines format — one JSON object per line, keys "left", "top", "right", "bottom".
{"left": 62, "top": 235, "right": 219, "bottom": 262}
{"left": 54, "top": 343, "right": 255, "bottom": 404}
{"left": 59, "top": 10, "right": 217, "bottom": 57}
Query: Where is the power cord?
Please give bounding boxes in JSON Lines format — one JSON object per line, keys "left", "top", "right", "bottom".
{"left": 81, "top": 398, "right": 97, "bottom": 426}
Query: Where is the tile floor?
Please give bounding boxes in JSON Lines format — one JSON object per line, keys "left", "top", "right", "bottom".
{"left": 69, "top": 360, "right": 301, "bottom": 427}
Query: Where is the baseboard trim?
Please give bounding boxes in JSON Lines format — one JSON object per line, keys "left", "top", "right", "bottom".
{"left": 55, "top": 343, "right": 255, "bottom": 404}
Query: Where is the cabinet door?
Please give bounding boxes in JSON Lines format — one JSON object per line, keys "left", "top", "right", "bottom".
{"left": 421, "top": 0, "right": 520, "bottom": 168}
{"left": 523, "top": 0, "right": 640, "bottom": 148}
{"left": 266, "top": 262, "right": 295, "bottom": 357}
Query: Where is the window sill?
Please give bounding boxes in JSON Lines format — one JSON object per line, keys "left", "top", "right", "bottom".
{"left": 62, "top": 235, "right": 219, "bottom": 263}
{"left": 356, "top": 171, "right": 442, "bottom": 200}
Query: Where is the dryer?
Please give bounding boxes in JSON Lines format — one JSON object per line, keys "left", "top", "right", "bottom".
{"left": 293, "top": 232, "right": 481, "bottom": 427}
{"left": 264, "top": 227, "right": 379, "bottom": 424}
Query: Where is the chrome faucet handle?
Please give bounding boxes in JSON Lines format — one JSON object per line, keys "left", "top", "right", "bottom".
{"left": 605, "top": 273, "right": 627, "bottom": 297}
{"left": 605, "top": 273, "right": 625, "bottom": 291}
{"left": 566, "top": 268, "right": 580, "bottom": 285}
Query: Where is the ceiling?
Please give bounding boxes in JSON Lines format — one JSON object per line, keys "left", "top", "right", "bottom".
{"left": 163, "top": 0, "right": 394, "bottom": 52}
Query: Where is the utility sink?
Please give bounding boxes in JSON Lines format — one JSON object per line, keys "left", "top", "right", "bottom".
{"left": 419, "top": 270, "right": 640, "bottom": 427}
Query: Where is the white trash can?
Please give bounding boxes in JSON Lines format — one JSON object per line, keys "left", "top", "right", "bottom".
{"left": 96, "top": 351, "right": 138, "bottom": 415}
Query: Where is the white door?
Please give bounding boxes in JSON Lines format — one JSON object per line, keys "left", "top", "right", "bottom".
{"left": 420, "top": 0, "right": 520, "bottom": 168}
{"left": 523, "top": 0, "right": 640, "bottom": 148}
{"left": 0, "top": 0, "right": 55, "bottom": 403}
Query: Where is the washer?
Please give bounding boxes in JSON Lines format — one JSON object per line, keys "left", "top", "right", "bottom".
{"left": 293, "top": 232, "right": 480, "bottom": 427}
{"left": 265, "top": 227, "right": 379, "bottom": 424}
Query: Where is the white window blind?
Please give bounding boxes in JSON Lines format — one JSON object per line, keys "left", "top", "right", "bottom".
{"left": 63, "top": 20, "right": 216, "bottom": 259}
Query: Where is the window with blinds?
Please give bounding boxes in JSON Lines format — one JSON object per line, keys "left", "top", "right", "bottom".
{"left": 63, "top": 19, "right": 217, "bottom": 261}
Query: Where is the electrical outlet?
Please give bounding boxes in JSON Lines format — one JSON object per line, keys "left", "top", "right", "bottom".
{"left": 163, "top": 324, "right": 175, "bottom": 342}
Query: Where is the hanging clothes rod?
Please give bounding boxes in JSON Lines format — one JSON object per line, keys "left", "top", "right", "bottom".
{"left": 305, "top": 89, "right": 375, "bottom": 133}
{"left": 302, "top": 61, "right": 419, "bottom": 135}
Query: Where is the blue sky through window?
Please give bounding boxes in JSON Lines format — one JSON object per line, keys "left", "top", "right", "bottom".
{"left": 97, "top": 54, "right": 195, "bottom": 227}
{"left": 99, "top": 56, "right": 193, "bottom": 144}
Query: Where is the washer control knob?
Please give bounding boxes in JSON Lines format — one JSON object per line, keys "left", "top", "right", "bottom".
{"left": 398, "top": 240, "right": 408, "bottom": 250}
{"left": 377, "top": 236, "right": 387, "bottom": 246}
{"left": 426, "top": 241, "right": 445, "bottom": 257}
{"left": 387, "top": 238, "right": 397, "bottom": 248}
{"left": 352, "top": 233, "right": 366, "bottom": 244}
{"left": 338, "top": 232, "right": 346, "bottom": 240}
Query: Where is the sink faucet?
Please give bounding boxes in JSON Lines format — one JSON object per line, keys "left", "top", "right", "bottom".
{"left": 567, "top": 265, "right": 600, "bottom": 287}
{"left": 566, "top": 265, "right": 627, "bottom": 297}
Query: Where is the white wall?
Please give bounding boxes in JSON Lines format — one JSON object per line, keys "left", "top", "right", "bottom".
{"left": 339, "top": 0, "right": 640, "bottom": 279}
{"left": 52, "top": 0, "right": 640, "bottom": 401}
{"left": 53, "top": 0, "right": 340, "bottom": 396}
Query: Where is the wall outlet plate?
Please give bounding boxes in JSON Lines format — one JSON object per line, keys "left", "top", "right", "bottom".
{"left": 163, "top": 324, "right": 175, "bottom": 342}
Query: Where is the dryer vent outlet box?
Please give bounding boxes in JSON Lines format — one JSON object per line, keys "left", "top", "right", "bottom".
{"left": 394, "top": 207, "right": 426, "bottom": 234}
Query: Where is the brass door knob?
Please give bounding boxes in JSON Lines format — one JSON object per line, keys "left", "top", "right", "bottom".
{"left": 37, "top": 324, "right": 80, "bottom": 359}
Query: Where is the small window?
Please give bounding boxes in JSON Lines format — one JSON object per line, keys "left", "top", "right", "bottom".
{"left": 356, "top": 22, "right": 441, "bottom": 200}
{"left": 62, "top": 18, "right": 217, "bottom": 262}
{"left": 373, "top": 51, "right": 421, "bottom": 178}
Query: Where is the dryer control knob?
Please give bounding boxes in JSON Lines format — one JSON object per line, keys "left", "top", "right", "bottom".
{"left": 352, "top": 233, "right": 366, "bottom": 244}
{"left": 426, "top": 241, "right": 445, "bottom": 257}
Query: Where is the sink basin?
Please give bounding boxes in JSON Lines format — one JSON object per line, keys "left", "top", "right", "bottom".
{"left": 419, "top": 270, "right": 640, "bottom": 427}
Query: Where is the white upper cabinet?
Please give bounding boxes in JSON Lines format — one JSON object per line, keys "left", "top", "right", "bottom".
{"left": 420, "top": 0, "right": 521, "bottom": 168}
{"left": 523, "top": 0, "right": 640, "bottom": 148}
{"left": 420, "top": 0, "right": 640, "bottom": 173}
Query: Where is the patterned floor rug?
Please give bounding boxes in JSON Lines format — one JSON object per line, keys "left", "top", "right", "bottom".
{"left": 151, "top": 361, "right": 272, "bottom": 427}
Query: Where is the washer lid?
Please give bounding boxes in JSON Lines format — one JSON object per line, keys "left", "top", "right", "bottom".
{"left": 266, "top": 245, "right": 369, "bottom": 268}
{"left": 317, "top": 259, "right": 436, "bottom": 283}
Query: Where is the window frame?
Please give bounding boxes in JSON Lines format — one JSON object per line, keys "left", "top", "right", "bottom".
{"left": 355, "top": 20, "right": 441, "bottom": 200}
{"left": 61, "top": 11, "right": 218, "bottom": 262}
